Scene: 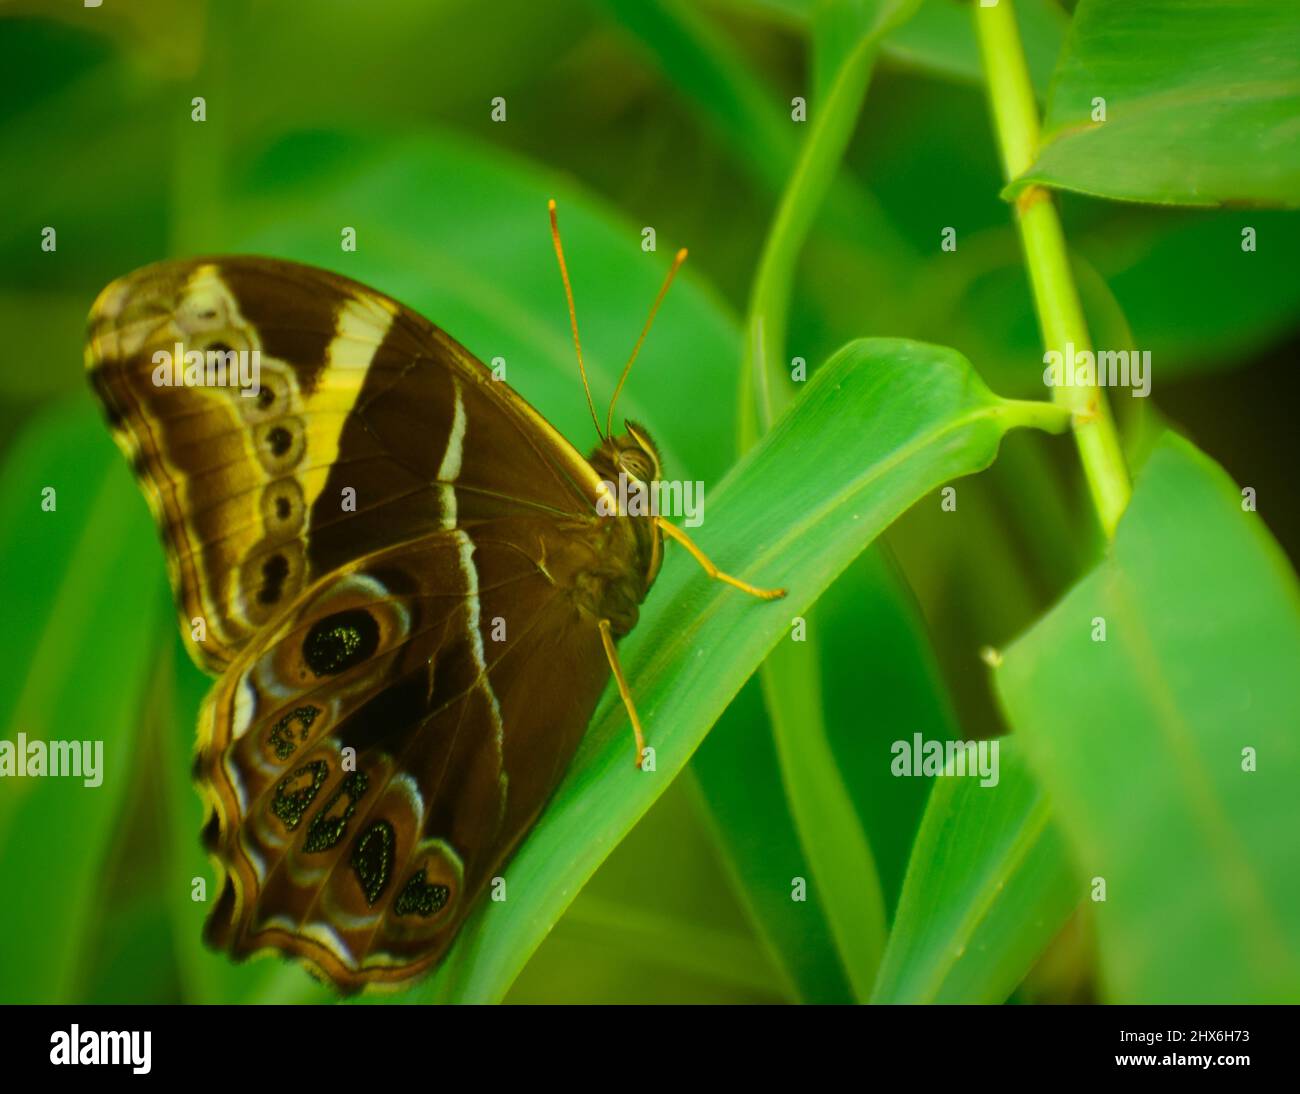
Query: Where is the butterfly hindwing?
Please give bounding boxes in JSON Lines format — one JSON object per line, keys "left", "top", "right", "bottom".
{"left": 198, "top": 525, "right": 611, "bottom": 989}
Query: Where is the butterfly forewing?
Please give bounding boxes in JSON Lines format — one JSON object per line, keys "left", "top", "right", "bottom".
{"left": 85, "top": 257, "right": 604, "bottom": 671}
{"left": 85, "top": 257, "right": 644, "bottom": 989}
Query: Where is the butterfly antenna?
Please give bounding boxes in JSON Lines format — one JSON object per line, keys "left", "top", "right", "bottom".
{"left": 606, "top": 246, "right": 688, "bottom": 438}
{"left": 548, "top": 199, "right": 604, "bottom": 441}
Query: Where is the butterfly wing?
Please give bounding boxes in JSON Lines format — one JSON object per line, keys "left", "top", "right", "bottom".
{"left": 85, "top": 256, "right": 605, "bottom": 671}
{"left": 85, "top": 256, "right": 635, "bottom": 988}
{"left": 199, "top": 523, "right": 611, "bottom": 989}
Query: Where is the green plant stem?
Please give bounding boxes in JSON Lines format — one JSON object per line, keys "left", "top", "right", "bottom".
{"left": 1000, "top": 397, "right": 1072, "bottom": 434}
{"left": 974, "top": 0, "right": 1132, "bottom": 538}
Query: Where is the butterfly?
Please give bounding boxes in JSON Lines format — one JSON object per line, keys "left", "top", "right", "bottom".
{"left": 84, "top": 201, "right": 784, "bottom": 992}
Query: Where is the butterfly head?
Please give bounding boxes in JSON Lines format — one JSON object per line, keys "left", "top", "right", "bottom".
{"left": 588, "top": 418, "right": 663, "bottom": 499}
{"left": 609, "top": 420, "right": 661, "bottom": 486}
{"left": 589, "top": 420, "right": 666, "bottom": 596}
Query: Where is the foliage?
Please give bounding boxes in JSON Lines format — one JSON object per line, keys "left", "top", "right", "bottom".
{"left": 0, "top": 0, "right": 1296, "bottom": 1004}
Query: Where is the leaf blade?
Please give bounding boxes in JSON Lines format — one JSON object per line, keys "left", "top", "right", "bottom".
{"left": 414, "top": 337, "right": 1046, "bottom": 1002}
{"left": 1013, "top": 0, "right": 1300, "bottom": 207}
{"left": 872, "top": 739, "right": 1080, "bottom": 1003}
{"left": 996, "top": 433, "right": 1300, "bottom": 1002}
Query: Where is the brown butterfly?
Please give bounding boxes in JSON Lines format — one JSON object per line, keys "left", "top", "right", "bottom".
{"left": 84, "top": 202, "right": 783, "bottom": 992}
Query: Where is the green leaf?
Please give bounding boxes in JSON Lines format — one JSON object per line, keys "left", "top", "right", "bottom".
{"left": 408, "top": 338, "right": 1065, "bottom": 1002}
{"left": 509, "top": 781, "right": 786, "bottom": 1002}
{"left": 1013, "top": 0, "right": 1300, "bottom": 207}
{"left": 690, "top": 682, "right": 854, "bottom": 1003}
{"left": 815, "top": 547, "right": 961, "bottom": 913}
{"left": 759, "top": 633, "right": 889, "bottom": 999}
{"left": 0, "top": 401, "right": 166, "bottom": 1002}
{"left": 872, "top": 739, "right": 1080, "bottom": 1003}
{"left": 996, "top": 433, "right": 1300, "bottom": 1002}
{"left": 695, "top": 547, "right": 960, "bottom": 1003}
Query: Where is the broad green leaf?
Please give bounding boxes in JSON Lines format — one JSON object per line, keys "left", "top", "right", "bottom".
{"left": 816, "top": 547, "right": 960, "bottom": 912}
{"left": 1013, "top": 0, "right": 1300, "bottom": 207}
{"left": 0, "top": 402, "right": 165, "bottom": 1002}
{"left": 691, "top": 681, "right": 854, "bottom": 1003}
{"left": 872, "top": 739, "right": 1080, "bottom": 1003}
{"left": 758, "top": 633, "right": 889, "bottom": 999}
{"left": 508, "top": 781, "right": 786, "bottom": 1002}
{"left": 996, "top": 433, "right": 1300, "bottom": 1002}
{"left": 695, "top": 547, "right": 960, "bottom": 1003}
{"left": 405, "top": 338, "right": 1066, "bottom": 1002}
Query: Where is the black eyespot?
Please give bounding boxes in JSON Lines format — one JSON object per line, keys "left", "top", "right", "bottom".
{"left": 303, "top": 608, "right": 380, "bottom": 676}
{"left": 352, "top": 820, "right": 396, "bottom": 905}
{"left": 260, "top": 479, "right": 304, "bottom": 532}
{"left": 304, "top": 771, "right": 368, "bottom": 853}
{"left": 394, "top": 867, "right": 451, "bottom": 918}
{"left": 267, "top": 426, "right": 293, "bottom": 457}
{"left": 259, "top": 553, "right": 289, "bottom": 604}
{"left": 208, "top": 341, "right": 233, "bottom": 355}
{"left": 257, "top": 386, "right": 275, "bottom": 409}
{"left": 271, "top": 760, "right": 329, "bottom": 831}
{"left": 268, "top": 705, "right": 320, "bottom": 760}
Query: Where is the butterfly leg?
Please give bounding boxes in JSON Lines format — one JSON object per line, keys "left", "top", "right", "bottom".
{"left": 598, "top": 618, "right": 648, "bottom": 768}
{"left": 656, "top": 518, "right": 786, "bottom": 600}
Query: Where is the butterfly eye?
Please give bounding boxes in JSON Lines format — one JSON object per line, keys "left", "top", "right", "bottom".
{"left": 352, "top": 821, "right": 397, "bottom": 905}
{"left": 256, "top": 551, "right": 290, "bottom": 605}
{"left": 267, "top": 705, "right": 321, "bottom": 761}
{"left": 395, "top": 868, "right": 452, "bottom": 918}
{"left": 260, "top": 478, "right": 305, "bottom": 535}
{"left": 243, "top": 366, "right": 292, "bottom": 420}
{"left": 270, "top": 760, "right": 329, "bottom": 831}
{"left": 304, "top": 770, "right": 369, "bottom": 852}
{"left": 620, "top": 450, "right": 651, "bottom": 483}
{"left": 303, "top": 608, "right": 380, "bottom": 676}
{"left": 257, "top": 417, "right": 305, "bottom": 470}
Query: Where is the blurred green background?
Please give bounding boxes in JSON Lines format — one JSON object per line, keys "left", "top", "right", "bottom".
{"left": 0, "top": 0, "right": 1297, "bottom": 1004}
